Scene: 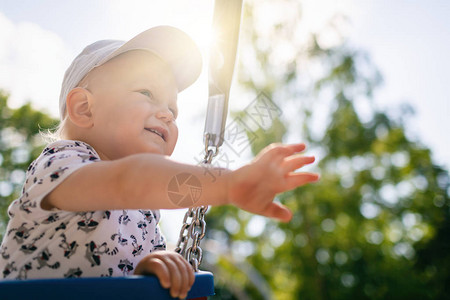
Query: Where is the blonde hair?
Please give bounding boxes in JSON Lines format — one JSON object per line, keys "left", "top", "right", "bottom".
{"left": 40, "top": 116, "right": 69, "bottom": 142}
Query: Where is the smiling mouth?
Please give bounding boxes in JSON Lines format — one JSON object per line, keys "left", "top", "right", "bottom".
{"left": 145, "top": 128, "right": 165, "bottom": 141}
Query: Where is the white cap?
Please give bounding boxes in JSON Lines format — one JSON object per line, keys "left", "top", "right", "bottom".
{"left": 59, "top": 26, "right": 202, "bottom": 119}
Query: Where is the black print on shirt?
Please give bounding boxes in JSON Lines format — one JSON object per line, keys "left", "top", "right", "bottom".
{"left": 139, "top": 210, "right": 154, "bottom": 223}
{"left": 118, "top": 259, "right": 134, "bottom": 276}
{"left": 64, "top": 267, "right": 83, "bottom": 278}
{"left": 50, "top": 167, "right": 69, "bottom": 182}
{"left": 8, "top": 222, "right": 34, "bottom": 244}
{"left": 77, "top": 212, "right": 99, "bottom": 232}
{"left": 17, "top": 262, "right": 32, "bottom": 280}
{"left": 33, "top": 248, "right": 60, "bottom": 270}
{"left": 111, "top": 231, "right": 128, "bottom": 246}
{"left": 118, "top": 210, "right": 131, "bottom": 225}
{"left": 42, "top": 213, "right": 59, "bottom": 224}
{"left": 19, "top": 199, "right": 36, "bottom": 214}
{"left": 84, "top": 241, "right": 118, "bottom": 267}
{"left": 59, "top": 234, "right": 78, "bottom": 259}
{"left": 130, "top": 235, "right": 143, "bottom": 257}
{"left": 20, "top": 232, "right": 44, "bottom": 254}
{"left": 3, "top": 262, "right": 17, "bottom": 278}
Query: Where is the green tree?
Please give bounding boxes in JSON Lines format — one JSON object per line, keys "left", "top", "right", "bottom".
{"left": 0, "top": 90, "right": 58, "bottom": 239}
{"left": 203, "top": 1, "right": 450, "bottom": 299}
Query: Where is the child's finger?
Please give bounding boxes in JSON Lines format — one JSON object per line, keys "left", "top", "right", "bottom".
{"left": 285, "top": 143, "right": 306, "bottom": 154}
{"left": 181, "top": 256, "right": 195, "bottom": 287}
{"left": 258, "top": 143, "right": 306, "bottom": 161}
{"left": 260, "top": 202, "right": 292, "bottom": 222}
{"left": 154, "top": 262, "right": 171, "bottom": 290}
{"left": 284, "top": 172, "right": 320, "bottom": 191}
{"left": 162, "top": 257, "right": 183, "bottom": 298}
{"left": 282, "top": 155, "right": 315, "bottom": 173}
{"left": 174, "top": 254, "right": 195, "bottom": 298}
{"left": 138, "top": 258, "right": 171, "bottom": 289}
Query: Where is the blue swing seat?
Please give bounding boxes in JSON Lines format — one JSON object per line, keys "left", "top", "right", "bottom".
{"left": 0, "top": 271, "right": 214, "bottom": 300}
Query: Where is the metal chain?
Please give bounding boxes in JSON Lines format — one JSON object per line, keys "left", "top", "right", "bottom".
{"left": 175, "top": 148, "right": 217, "bottom": 272}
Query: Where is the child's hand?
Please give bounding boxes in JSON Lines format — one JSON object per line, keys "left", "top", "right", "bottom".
{"left": 228, "top": 143, "right": 319, "bottom": 222}
{"left": 134, "top": 251, "right": 194, "bottom": 299}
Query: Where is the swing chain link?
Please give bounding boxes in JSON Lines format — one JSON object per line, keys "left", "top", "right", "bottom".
{"left": 175, "top": 207, "right": 208, "bottom": 272}
{"left": 175, "top": 150, "right": 215, "bottom": 272}
{"left": 174, "top": 208, "right": 194, "bottom": 258}
{"left": 204, "top": 133, "right": 219, "bottom": 164}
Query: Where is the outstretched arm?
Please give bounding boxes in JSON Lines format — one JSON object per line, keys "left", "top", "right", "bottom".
{"left": 43, "top": 143, "right": 318, "bottom": 221}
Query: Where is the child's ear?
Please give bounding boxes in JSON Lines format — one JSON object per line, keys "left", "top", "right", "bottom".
{"left": 66, "top": 87, "right": 93, "bottom": 128}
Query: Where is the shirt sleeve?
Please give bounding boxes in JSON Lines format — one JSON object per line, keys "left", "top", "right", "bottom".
{"left": 9, "top": 140, "right": 100, "bottom": 221}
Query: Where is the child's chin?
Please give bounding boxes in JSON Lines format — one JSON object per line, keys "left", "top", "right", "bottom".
{"left": 142, "top": 144, "right": 168, "bottom": 156}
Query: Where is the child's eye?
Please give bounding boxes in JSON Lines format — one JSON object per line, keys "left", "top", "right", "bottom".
{"left": 139, "top": 90, "right": 153, "bottom": 98}
{"left": 170, "top": 108, "right": 178, "bottom": 119}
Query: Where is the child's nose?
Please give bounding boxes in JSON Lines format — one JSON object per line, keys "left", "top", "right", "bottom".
{"left": 156, "top": 107, "right": 175, "bottom": 122}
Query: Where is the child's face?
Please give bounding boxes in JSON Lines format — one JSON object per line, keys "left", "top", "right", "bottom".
{"left": 83, "top": 50, "right": 179, "bottom": 160}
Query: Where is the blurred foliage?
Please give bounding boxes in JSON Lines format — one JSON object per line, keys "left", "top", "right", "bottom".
{"left": 0, "top": 90, "right": 58, "bottom": 239}
{"left": 203, "top": 0, "right": 450, "bottom": 299}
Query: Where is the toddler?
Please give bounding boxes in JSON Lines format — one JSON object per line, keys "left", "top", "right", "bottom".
{"left": 0, "top": 26, "right": 319, "bottom": 299}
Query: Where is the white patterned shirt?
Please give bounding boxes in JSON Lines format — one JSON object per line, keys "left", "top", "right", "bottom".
{"left": 0, "top": 140, "right": 166, "bottom": 280}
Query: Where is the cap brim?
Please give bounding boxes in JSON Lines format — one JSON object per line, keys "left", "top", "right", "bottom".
{"left": 98, "top": 26, "right": 202, "bottom": 92}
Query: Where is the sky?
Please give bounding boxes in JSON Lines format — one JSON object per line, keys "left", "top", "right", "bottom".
{"left": 347, "top": 1, "right": 450, "bottom": 171}
{"left": 0, "top": 0, "right": 449, "bottom": 242}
